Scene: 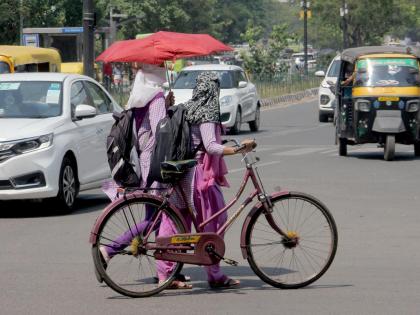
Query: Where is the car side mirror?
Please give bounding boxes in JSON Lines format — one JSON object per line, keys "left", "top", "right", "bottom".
{"left": 315, "top": 70, "right": 325, "bottom": 77}
{"left": 238, "top": 81, "right": 248, "bottom": 88}
{"left": 326, "top": 80, "right": 336, "bottom": 94}
{"left": 74, "top": 104, "right": 97, "bottom": 120}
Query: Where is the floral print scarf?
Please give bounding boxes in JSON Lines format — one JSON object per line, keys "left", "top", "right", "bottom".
{"left": 184, "top": 71, "right": 221, "bottom": 124}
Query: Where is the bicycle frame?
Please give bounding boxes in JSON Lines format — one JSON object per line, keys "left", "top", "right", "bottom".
{"left": 167, "top": 148, "right": 284, "bottom": 238}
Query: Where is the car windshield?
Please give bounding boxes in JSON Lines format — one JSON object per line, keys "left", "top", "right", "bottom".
{"left": 354, "top": 58, "right": 419, "bottom": 87}
{"left": 327, "top": 60, "right": 340, "bottom": 77}
{"left": 0, "top": 81, "right": 63, "bottom": 118}
{"left": 173, "top": 70, "right": 235, "bottom": 89}
{"left": 0, "top": 62, "right": 10, "bottom": 74}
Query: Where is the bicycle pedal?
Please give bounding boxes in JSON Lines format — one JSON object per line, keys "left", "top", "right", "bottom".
{"left": 223, "top": 258, "right": 238, "bottom": 266}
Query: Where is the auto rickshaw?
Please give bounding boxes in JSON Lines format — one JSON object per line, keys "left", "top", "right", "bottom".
{"left": 0, "top": 45, "right": 61, "bottom": 73}
{"left": 333, "top": 46, "right": 420, "bottom": 160}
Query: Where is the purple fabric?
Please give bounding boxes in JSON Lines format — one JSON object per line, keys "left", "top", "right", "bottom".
{"left": 102, "top": 95, "right": 166, "bottom": 256}
{"left": 102, "top": 94, "right": 166, "bottom": 200}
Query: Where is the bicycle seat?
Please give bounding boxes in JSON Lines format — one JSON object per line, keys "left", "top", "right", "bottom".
{"left": 160, "top": 159, "right": 197, "bottom": 183}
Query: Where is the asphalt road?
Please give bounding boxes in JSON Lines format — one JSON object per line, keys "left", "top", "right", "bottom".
{"left": 1, "top": 99, "right": 419, "bottom": 315}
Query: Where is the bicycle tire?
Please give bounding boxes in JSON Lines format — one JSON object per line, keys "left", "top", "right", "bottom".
{"left": 245, "top": 192, "right": 338, "bottom": 289}
{"left": 92, "top": 195, "right": 186, "bottom": 297}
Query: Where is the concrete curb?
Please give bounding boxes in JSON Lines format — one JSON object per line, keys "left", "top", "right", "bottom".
{"left": 260, "top": 88, "right": 319, "bottom": 108}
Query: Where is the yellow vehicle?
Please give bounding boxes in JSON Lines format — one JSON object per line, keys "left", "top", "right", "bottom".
{"left": 0, "top": 45, "right": 61, "bottom": 73}
{"left": 334, "top": 46, "right": 420, "bottom": 160}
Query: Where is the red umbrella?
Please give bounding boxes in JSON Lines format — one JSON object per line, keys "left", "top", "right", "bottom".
{"left": 96, "top": 31, "right": 233, "bottom": 64}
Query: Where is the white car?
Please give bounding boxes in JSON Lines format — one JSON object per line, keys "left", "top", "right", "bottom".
{"left": 0, "top": 73, "right": 122, "bottom": 211}
{"left": 315, "top": 55, "right": 341, "bottom": 122}
{"left": 169, "top": 64, "right": 261, "bottom": 134}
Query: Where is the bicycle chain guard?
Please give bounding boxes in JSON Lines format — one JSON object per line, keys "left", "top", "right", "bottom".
{"left": 154, "top": 232, "right": 225, "bottom": 266}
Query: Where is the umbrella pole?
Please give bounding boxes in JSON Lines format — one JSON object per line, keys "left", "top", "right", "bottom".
{"left": 164, "top": 61, "right": 172, "bottom": 92}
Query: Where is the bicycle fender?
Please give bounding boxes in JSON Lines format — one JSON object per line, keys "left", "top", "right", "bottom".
{"left": 89, "top": 192, "right": 189, "bottom": 244}
{"left": 240, "top": 190, "right": 290, "bottom": 259}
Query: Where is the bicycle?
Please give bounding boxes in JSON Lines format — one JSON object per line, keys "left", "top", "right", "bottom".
{"left": 90, "top": 139, "right": 338, "bottom": 297}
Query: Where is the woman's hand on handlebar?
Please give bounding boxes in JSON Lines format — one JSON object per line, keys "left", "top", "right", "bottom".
{"left": 222, "top": 139, "right": 256, "bottom": 156}
{"left": 237, "top": 139, "right": 257, "bottom": 153}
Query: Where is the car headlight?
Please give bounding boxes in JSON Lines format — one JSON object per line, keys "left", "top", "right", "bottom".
{"left": 406, "top": 100, "right": 420, "bottom": 112}
{"left": 220, "top": 95, "right": 233, "bottom": 107}
{"left": 355, "top": 100, "right": 371, "bottom": 112}
{"left": 0, "top": 133, "right": 54, "bottom": 163}
{"left": 320, "top": 95, "right": 330, "bottom": 105}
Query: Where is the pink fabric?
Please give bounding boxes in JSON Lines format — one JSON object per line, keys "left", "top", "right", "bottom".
{"left": 198, "top": 124, "right": 229, "bottom": 190}
{"left": 157, "top": 123, "right": 230, "bottom": 282}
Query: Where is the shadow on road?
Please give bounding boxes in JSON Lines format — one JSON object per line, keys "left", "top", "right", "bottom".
{"left": 346, "top": 151, "right": 420, "bottom": 162}
{"left": 104, "top": 266, "right": 352, "bottom": 299}
{"left": 0, "top": 193, "right": 109, "bottom": 218}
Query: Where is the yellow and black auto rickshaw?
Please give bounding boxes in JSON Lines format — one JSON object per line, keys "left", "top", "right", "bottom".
{"left": 0, "top": 45, "right": 61, "bottom": 74}
{"left": 334, "top": 46, "right": 420, "bottom": 160}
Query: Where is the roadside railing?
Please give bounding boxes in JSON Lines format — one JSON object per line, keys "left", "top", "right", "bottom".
{"left": 251, "top": 73, "right": 322, "bottom": 99}
{"left": 105, "top": 73, "right": 322, "bottom": 107}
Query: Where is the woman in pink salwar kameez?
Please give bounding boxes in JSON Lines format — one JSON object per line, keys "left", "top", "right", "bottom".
{"left": 157, "top": 72, "right": 255, "bottom": 289}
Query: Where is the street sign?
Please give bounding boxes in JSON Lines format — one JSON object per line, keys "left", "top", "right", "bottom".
{"left": 62, "top": 27, "right": 84, "bottom": 34}
{"left": 22, "top": 34, "right": 39, "bottom": 47}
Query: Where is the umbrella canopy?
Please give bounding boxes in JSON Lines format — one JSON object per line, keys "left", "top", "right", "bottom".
{"left": 96, "top": 31, "right": 233, "bottom": 64}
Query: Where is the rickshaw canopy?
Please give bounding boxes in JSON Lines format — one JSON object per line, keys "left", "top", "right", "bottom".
{"left": 341, "top": 46, "right": 420, "bottom": 64}
{"left": 0, "top": 45, "right": 61, "bottom": 70}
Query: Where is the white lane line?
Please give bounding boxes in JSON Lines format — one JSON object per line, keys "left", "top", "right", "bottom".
{"left": 273, "top": 147, "right": 327, "bottom": 156}
{"left": 229, "top": 160, "right": 282, "bottom": 174}
{"left": 319, "top": 148, "right": 338, "bottom": 154}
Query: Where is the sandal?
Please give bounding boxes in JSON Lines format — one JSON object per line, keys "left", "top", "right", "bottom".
{"left": 163, "top": 280, "right": 193, "bottom": 290}
{"left": 209, "top": 278, "right": 240, "bottom": 290}
{"left": 153, "top": 273, "right": 191, "bottom": 284}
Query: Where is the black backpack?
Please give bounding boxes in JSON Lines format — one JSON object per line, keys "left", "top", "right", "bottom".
{"left": 106, "top": 107, "right": 148, "bottom": 187}
{"left": 147, "top": 104, "right": 200, "bottom": 185}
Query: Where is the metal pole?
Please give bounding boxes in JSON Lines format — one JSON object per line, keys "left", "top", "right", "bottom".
{"left": 19, "top": 0, "right": 24, "bottom": 45}
{"left": 341, "top": 0, "right": 348, "bottom": 49}
{"left": 110, "top": 7, "right": 117, "bottom": 45}
{"left": 83, "top": 0, "right": 95, "bottom": 77}
{"left": 303, "top": 0, "right": 308, "bottom": 76}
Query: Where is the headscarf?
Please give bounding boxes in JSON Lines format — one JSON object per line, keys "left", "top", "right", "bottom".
{"left": 184, "top": 71, "right": 221, "bottom": 124}
{"left": 126, "top": 64, "right": 166, "bottom": 108}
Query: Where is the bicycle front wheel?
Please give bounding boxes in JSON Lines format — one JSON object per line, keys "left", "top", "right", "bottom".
{"left": 92, "top": 196, "right": 186, "bottom": 297}
{"left": 246, "top": 192, "right": 337, "bottom": 289}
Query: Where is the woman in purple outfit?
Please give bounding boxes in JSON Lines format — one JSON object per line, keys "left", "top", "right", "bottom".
{"left": 97, "top": 63, "right": 173, "bottom": 282}
{"left": 156, "top": 72, "right": 256, "bottom": 289}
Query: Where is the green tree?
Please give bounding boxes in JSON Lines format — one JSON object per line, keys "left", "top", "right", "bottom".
{"left": 241, "top": 21, "right": 291, "bottom": 77}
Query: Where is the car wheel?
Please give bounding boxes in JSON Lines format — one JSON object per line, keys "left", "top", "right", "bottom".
{"left": 319, "top": 112, "right": 328, "bottom": 123}
{"left": 414, "top": 141, "right": 420, "bottom": 157}
{"left": 339, "top": 138, "right": 347, "bottom": 156}
{"left": 231, "top": 108, "right": 242, "bottom": 135}
{"left": 55, "top": 157, "right": 79, "bottom": 212}
{"left": 249, "top": 105, "right": 260, "bottom": 132}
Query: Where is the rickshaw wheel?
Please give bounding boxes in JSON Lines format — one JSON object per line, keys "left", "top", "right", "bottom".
{"left": 414, "top": 142, "right": 420, "bottom": 157}
{"left": 339, "top": 138, "right": 347, "bottom": 156}
{"left": 384, "top": 135, "right": 395, "bottom": 161}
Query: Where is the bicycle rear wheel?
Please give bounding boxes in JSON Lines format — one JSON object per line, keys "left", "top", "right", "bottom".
{"left": 246, "top": 192, "right": 337, "bottom": 289}
{"left": 92, "top": 196, "right": 186, "bottom": 297}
